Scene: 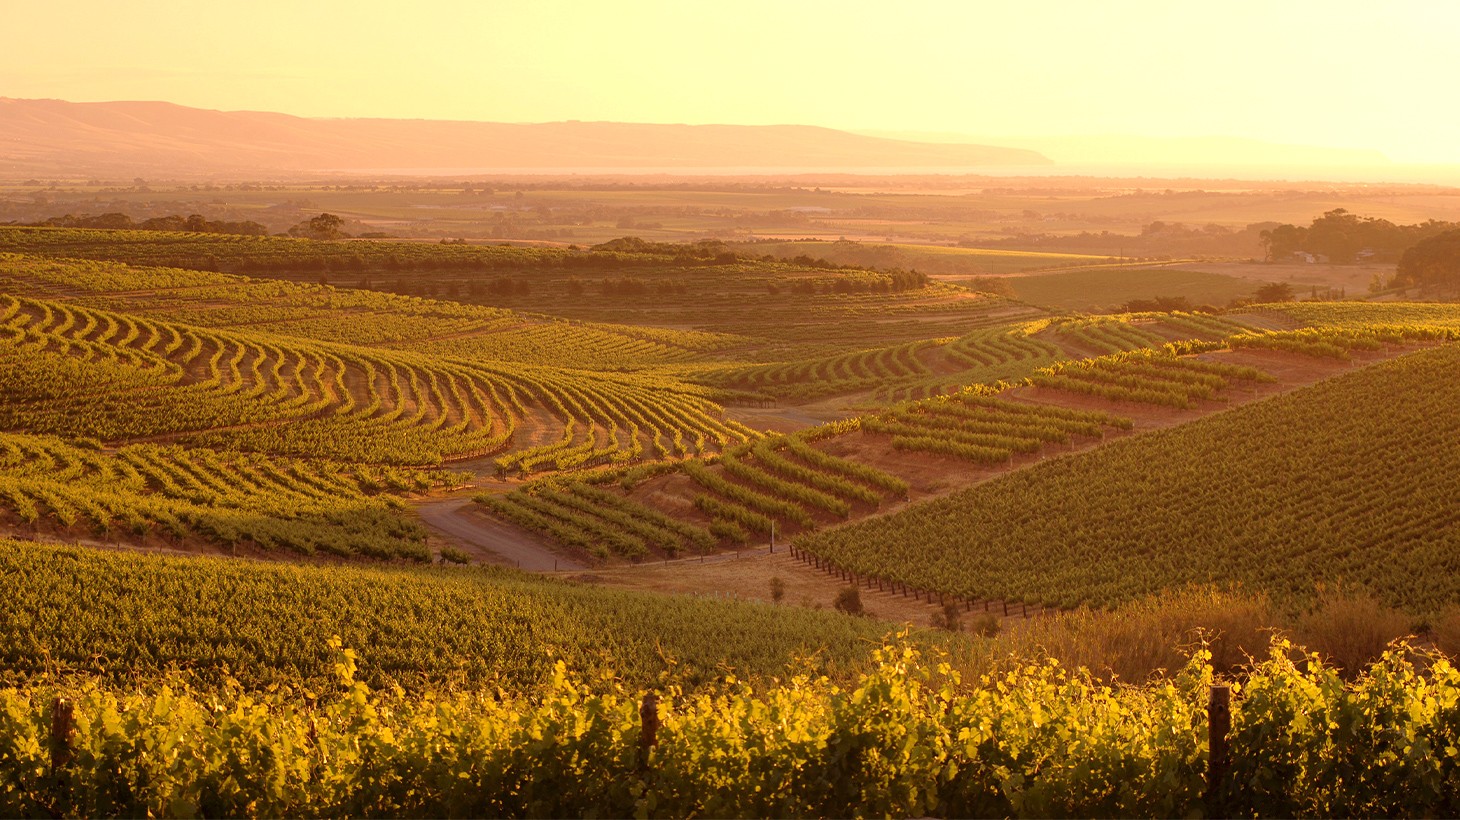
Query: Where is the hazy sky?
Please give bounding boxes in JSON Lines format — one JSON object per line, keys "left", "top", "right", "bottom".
{"left": 4, "top": 0, "right": 1458, "bottom": 163}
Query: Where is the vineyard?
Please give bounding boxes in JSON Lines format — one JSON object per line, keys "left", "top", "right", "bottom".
{"left": 860, "top": 391, "right": 1132, "bottom": 463}
{"left": 0, "top": 430, "right": 448, "bottom": 558}
{"left": 4, "top": 638, "right": 1459, "bottom": 817}
{"left": 10, "top": 235, "right": 1460, "bottom": 580}
{"left": 697, "top": 317, "right": 1062, "bottom": 403}
{"left": 0, "top": 227, "right": 1036, "bottom": 365}
{"left": 691, "top": 311, "right": 1252, "bottom": 404}
{"left": 0, "top": 284, "right": 755, "bottom": 471}
{"left": 476, "top": 432, "right": 910, "bottom": 558}
{"left": 0, "top": 226, "right": 574, "bottom": 273}
{"left": 474, "top": 337, "right": 1312, "bottom": 561}
{"left": 475, "top": 383, "right": 1154, "bottom": 559}
{"left": 0, "top": 252, "right": 736, "bottom": 371}
{"left": 0, "top": 537, "right": 915, "bottom": 690}
{"left": 796, "top": 342, "right": 1460, "bottom": 613}
{"left": 1028, "top": 348, "right": 1274, "bottom": 409}
{"left": 12, "top": 137, "right": 1460, "bottom": 816}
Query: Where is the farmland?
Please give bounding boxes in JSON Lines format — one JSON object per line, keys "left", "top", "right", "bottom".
{"left": 9, "top": 173, "right": 1460, "bottom": 253}
{"left": 0, "top": 537, "right": 922, "bottom": 690}
{"left": 1003, "top": 266, "right": 1270, "bottom": 312}
{"left": 16, "top": 4, "right": 1460, "bottom": 811}
{"left": 4, "top": 221, "right": 1460, "bottom": 815}
{"left": 2, "top": 226, "right": 1458, "bottom": 580}
{"left": 796, "top": 341, "right": 1460, "bottom": 612}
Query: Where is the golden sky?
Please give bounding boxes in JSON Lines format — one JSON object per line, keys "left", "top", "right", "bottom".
{"left": 4, "top": 0, "right": 1457, "bottom": 163}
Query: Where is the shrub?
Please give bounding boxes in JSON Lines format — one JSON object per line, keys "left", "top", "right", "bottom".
{"left": 439, "top": 546, "right": 471, "bottom": 564}
{"left": 930, "top": 601, "right": 962, "bottom": 632}
{"left": 833, "top": 586, "right": 863, "bottom": 616}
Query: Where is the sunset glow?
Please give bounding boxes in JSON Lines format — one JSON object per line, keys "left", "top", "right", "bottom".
{"left": 4, "top": 0, "right": 1458, "bottom": 164}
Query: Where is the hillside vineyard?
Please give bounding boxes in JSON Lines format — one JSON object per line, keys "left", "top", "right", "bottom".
{"left": 6, "top": 224, "right": 1460, "bottom": 817}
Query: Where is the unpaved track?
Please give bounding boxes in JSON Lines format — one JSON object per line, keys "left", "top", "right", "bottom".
{"left": 417, "top": 497, "right": 585, "bottom": 571}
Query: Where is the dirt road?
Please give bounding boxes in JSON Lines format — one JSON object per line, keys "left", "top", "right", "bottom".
{"left": 416, "top": 497, "right": 585, "bottom": 572}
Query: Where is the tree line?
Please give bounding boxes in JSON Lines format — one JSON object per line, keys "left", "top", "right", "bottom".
{"left": 1259, "top": 209, "right": 1460, "bottom": 264}
{"left": 22, "top": 212, "right": 270, "bottom": 236}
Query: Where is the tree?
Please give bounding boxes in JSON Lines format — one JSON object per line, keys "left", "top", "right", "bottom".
{"left": 1397, "top": 228, "right": 1460, "bottom": 296}
{"left": 1253, "top": 282, "right": 1296, "bottom": 303}
{"left": 1259, "top": 223, "right": 1307, "bottom": 261}
{"left": 289, "top": 213, "right": 346, "bottom": 240}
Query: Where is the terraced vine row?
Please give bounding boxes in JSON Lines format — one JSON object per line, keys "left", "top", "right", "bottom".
{"left": 861, "top": 392, "right": 1133, "bottom": 463}
{"left": 1268, "top": 300, "right": 1460, "bottom": 332}
{"left": 699, "top": 338, "right": 941, "bottom": 400}
{"left": 1151, "top": 311, "right": 1258, "bottom": 340}
{"left": 875, "top": 322, "right": 1065, "bottom": 401}
{"left": 0, "top": 431, "right": 448, "bottom": 558}
{"left": 1228, "top": 324, "right": 1460, "bottom": 358}
{"left": 1030, "top": 348, "right": 1276, "bottom": 409}
{"left": 0, "top": 293, "right": 755, "bottom": 468}
{"left": 477, "top": 432, "right": 909, "bottom": 559}
{"left": 478, "top": 480, "right": 717, "bottom": 560}
{"left": 1049, "top": 315, "right": 1172, "bottom": 355}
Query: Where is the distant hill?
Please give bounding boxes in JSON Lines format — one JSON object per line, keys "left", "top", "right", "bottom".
{"left": 861, "top": 129, "right": 1393, "bottom": 170}
{"left": 0, "top": 98, "right": 1050, "bottom": 177}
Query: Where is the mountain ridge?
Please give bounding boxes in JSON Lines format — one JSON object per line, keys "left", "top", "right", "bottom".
{"left": 0, "top": 98, "right": 1051, "bottom": 177}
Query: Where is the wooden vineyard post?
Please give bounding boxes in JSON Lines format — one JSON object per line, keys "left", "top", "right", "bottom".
{"left": 1206, "top": 684, "right": 1231, "bottom": 811}
{"left": 51, "top": 696, "right": 74, "bottom": 774}
{"left": 639, "top": 692, "right": 660, "bottom": 773}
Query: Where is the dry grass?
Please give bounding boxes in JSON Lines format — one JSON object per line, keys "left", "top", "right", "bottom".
{"left": 1428, "top": 607, "right": 1460, "bottom": 656}
{"left": 1292, "top": 589, "right": 1417, "bottom": 675}
{"left": 989, "top": 588, "right": 1282, "bottom": 682}
{"left": 969, "top": 587, "right": 1420, "bottom": 684}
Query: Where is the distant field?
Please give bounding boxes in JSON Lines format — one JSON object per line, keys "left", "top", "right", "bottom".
{"left": 8, "top": 175, "right": 1460, "bottom": 257}
{"left": 740, "top": 239, "right": 1113, "bottom": 276}
{"left": 1005, "top": 266, "right": 1269, "bottom": 311}
{"left": 1178, "top": 260, "right": 1393, "bottom": 297}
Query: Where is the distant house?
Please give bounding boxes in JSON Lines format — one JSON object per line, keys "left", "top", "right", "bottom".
{"left": 1291, "top": 251, "right": 1329, "bottom": 264}
{"left": 1355, "top": 248, "right": 1377, "bottom": 261}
